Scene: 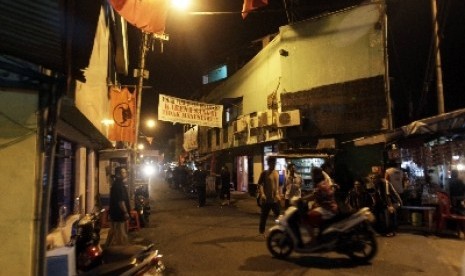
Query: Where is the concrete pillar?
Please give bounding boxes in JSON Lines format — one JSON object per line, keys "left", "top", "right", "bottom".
{"left": 87, "top": 150, "right": 96, "bottom": 212}
{"left": 75, "top": 147, "right": 87, "bottom": 214}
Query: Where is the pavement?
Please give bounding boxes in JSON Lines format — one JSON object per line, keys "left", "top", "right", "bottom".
{"left": 99, "top": 190, "right": 256, "bottom": 246}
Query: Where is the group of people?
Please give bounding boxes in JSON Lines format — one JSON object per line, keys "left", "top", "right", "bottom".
{"left": 256, "top": 157, "right": 407, "bottom": 241}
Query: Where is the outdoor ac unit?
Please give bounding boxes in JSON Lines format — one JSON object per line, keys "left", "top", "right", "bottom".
{"left": 233, "top": 118, "right": 247, "bottom": 133}
{"left": 249, "top": 116, "right": 258, "bottom": 128}
{"left": 277, "top": 110, "right": 301, "bottom": 127}
{"left": 258, "top": 111, "right": 273, "bottom": 127}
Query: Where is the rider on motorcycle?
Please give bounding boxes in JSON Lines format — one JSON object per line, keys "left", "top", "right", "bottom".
{"left": 302, "top": 166, "right": 339, "bottom": 245}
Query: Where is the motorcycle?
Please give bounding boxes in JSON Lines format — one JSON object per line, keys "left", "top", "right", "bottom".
{"left": 266, "top": 198, "right": 378, "bottom": 263}
{"left": 135, "top": 185, "right": 151, "bottom": 227}
{"left": 69, "top": 208, "right": 164, "bottom": 275}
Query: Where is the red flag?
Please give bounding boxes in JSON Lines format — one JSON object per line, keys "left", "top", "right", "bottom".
{"left": 242, "top": 0, "right": 268, "bottom": 19}
{"left": 108, "top": 87, "right": 137, "bottom": 143}
{"left": 109, "top": 0, "right": 169, "bottom": 34}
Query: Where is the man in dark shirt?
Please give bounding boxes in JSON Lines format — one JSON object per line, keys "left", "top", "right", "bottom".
{"left": 106, "top": 166, "right": 131, "bottom": 247}
{"left": 449, "top": 169, "right": 465, "bottom": 214}
{"left": 193, "top": 162, "right": 208, "bottom": 207}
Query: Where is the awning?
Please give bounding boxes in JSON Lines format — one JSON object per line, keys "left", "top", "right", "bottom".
{"left": 401, "top": 108, "right": 465, "bottom": 136}
{"left": 350, "top": 108, "right": 465, "bottom": 146}
{"left": 58, "top": 98, "right": 112, "bottom": 149}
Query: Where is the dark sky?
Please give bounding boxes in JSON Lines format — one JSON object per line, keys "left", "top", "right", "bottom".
{"left": 122, "top": 0, "right": 465, "bottom": 147}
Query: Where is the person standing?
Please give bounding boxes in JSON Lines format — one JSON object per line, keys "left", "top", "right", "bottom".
{"left": 345, "top": 179, "right": 374, "bottom": 212}
{"left": 284, "top": 163, "right": 302, "bottom": 208}
{"left": 220, "top": 165, "right": 231, "bottom": 206}
{"left": 193, "top": 162, "right": 208, "bottom": 207}
{"left": 385, "top": 162, "right": 404, "bottom": 195}
{"left": 106, "top": 166, "right": 131, "bottom": 247}
{"left": 449, "top": 169, "right": 465, "bottom": 215}
{"left": 258, "top": 156, "right": 282, "bottom": 235}
{"left": 373, "top": 173, "right": 402, "bottom": 237}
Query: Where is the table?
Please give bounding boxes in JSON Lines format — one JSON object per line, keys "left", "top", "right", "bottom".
{"left": 400, "top": 205, "right": 437, "bottom": 232}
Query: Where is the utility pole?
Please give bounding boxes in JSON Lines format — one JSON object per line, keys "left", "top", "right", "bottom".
{"left": 431, "top": 0, "right": 445, "bottom": 114}
{"left": 131, "top": 31, "right": 168, "bottom": 201}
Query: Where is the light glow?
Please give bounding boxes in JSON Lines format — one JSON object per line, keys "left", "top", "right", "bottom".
{"left": 143, "top": 164, "right": 156, "bottom": 176}
{"left": 171, "top": 0, "right": 190, "bottom": 11}
{"left": 146, "top": 119, "right": 156, "bottom": 128}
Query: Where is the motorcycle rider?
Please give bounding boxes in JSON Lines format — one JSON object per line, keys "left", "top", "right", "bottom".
{"left": 303, "top": 167, "right": 339, "bottom": 246}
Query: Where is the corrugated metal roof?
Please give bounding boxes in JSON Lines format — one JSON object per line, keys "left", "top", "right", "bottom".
{"left": 0, "top": 0, "right": 64, "bottom": 71}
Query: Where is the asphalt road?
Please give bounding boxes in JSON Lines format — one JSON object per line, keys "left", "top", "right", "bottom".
{"left": 125, "top": 175, "right": 464, "bottom": 276}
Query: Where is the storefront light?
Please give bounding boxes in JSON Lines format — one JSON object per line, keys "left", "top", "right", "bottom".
{"left": 453, "top": 155, "right": 460, "bottom": 161}
{"left": 457, "top": 163, "right": 465, "bottom": 171}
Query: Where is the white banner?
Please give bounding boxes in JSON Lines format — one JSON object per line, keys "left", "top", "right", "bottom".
{"left": 158, "top": 94, "right": 223, "bottom": 127}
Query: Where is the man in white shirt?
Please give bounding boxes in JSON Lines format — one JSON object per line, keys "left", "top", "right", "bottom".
{"left": 385, "top": 162, "right": 404, "bottom": 194}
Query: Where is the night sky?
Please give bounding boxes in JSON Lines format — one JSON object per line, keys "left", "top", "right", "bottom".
{"left": 121, "top": 0, "right": 465, "bottom": 148}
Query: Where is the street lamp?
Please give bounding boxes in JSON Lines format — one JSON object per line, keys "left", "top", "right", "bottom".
{"left": 146, "top": 119, "right": 156, "bottom": 129}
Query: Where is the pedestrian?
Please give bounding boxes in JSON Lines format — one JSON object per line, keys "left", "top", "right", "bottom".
{"left": 448, "top": 169, "right": 465, "bottom": 215}
{"left": 284, "top": 163, "right": 302, "bottom": 208}
{"left": 193, "top": 162, "right": 208, "bottom": 207}
{"left": 220, "top": 165, "right": 231, "bottom": 206}
{"left": 345, "top": 178, "right": 374, "bottom": 212}
{"left": 105, "top": 166, "right": 131, "bottom": 247}
{"left": 372, "top": 173, "right": 402, "bottom": 237}
{"left": 385, "top": 161, "right": 404, "bottom": 195}
{"left": 258, "top": 156, "right": 282, "bottom": 236}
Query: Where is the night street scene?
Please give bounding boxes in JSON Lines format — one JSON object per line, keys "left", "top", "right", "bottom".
{"left": 1, "top": 0, "right": 465, "bottom": 275}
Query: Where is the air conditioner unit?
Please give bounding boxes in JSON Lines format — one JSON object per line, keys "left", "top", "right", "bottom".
{"left": 277, "top": 110, "right": 301, "bottom": 127}
{"left": 249, "top": 116, "right": 258, "bottom": 128}
{"left": 258, "top": 111, "right": 273, "bottom": 127}
{"left": 233, "top": 118, "right": 247, "bottom": 133}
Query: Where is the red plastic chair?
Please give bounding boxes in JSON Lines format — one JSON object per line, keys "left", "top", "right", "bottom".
{"left": 436, "top": 191, "right": 465, "bottom": 237}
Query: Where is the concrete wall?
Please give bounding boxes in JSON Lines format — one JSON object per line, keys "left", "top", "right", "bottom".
{"left": 0, "top": 90, "right": 38, "bottom": 275}
{"left": 207, "top": 3, "right": 384, "bottom": 117}
{"left": 279, "top": 4, "right": 384, "bottom": 92}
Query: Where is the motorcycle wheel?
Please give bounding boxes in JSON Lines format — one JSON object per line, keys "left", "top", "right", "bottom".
{"left": 266, "top": 230, "right": 293, "bottom": 259}
{"left": 346, "top": 228, "right": 377, "bottom": 263}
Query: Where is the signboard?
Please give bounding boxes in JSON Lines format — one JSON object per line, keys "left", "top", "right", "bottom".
{"left": 158, "top": 94, "right": 223, "bottom": 127}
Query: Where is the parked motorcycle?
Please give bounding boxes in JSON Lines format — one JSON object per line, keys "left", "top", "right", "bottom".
{"left": 266, "top": 198, "right": 378, "bottom": 263}
{"left": 69, "top": 208, "right": 164, "bottom": 275}
{"left": 135, "top": 185, "right": 151, "bottom": 227}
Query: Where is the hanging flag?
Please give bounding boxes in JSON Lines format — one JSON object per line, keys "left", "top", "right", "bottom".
{"left": 108, "top": 86, "right": 137, "bottom": 143}
{"left": 242, "top": 0, "right": 268, "bottom": 19}
{"left": 109, "top": 0, "right": 169, "bottom": 34}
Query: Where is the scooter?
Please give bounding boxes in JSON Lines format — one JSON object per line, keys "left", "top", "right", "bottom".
{"left": 69, "top": 208, "right": 164, "bottom": 275}
{"left": 135, "top": 185, "right": 151, "bottom": 227}
{"left": 266, "top": 198, "right": 378, "bottom": 263}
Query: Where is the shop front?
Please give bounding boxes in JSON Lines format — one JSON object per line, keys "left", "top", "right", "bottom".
{"left": 353, "top": 108, "right": 465, "bottom": 232}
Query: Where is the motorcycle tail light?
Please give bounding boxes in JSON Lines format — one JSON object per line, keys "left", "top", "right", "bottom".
{"left": 86, "top": 245, "right": 102, "bottom": 258}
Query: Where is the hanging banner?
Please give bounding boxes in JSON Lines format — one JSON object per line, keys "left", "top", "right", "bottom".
{"left": 108, "top": 86, "right": 137, "bottom": 143}
{"left": 109, "top": 0, "right": 169, "bottom": 34}
{"left": 158, "top": 94, "right": 223, "bottom": 128}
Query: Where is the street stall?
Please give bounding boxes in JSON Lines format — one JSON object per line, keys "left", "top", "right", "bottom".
{"left": 272, "top": 149, "right": 335, "bottom": 193}
{"left": 352, "top": 108, "right": 465, "bottom": 232}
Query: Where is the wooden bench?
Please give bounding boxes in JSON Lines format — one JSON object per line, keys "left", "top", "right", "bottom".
{"left": 400, "top": 206, "right": 437, "bottom": 232}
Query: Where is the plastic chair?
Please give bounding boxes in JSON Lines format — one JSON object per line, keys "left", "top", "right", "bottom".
{"left": 436, "top": 191, "right": 465, "bottom": 237}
